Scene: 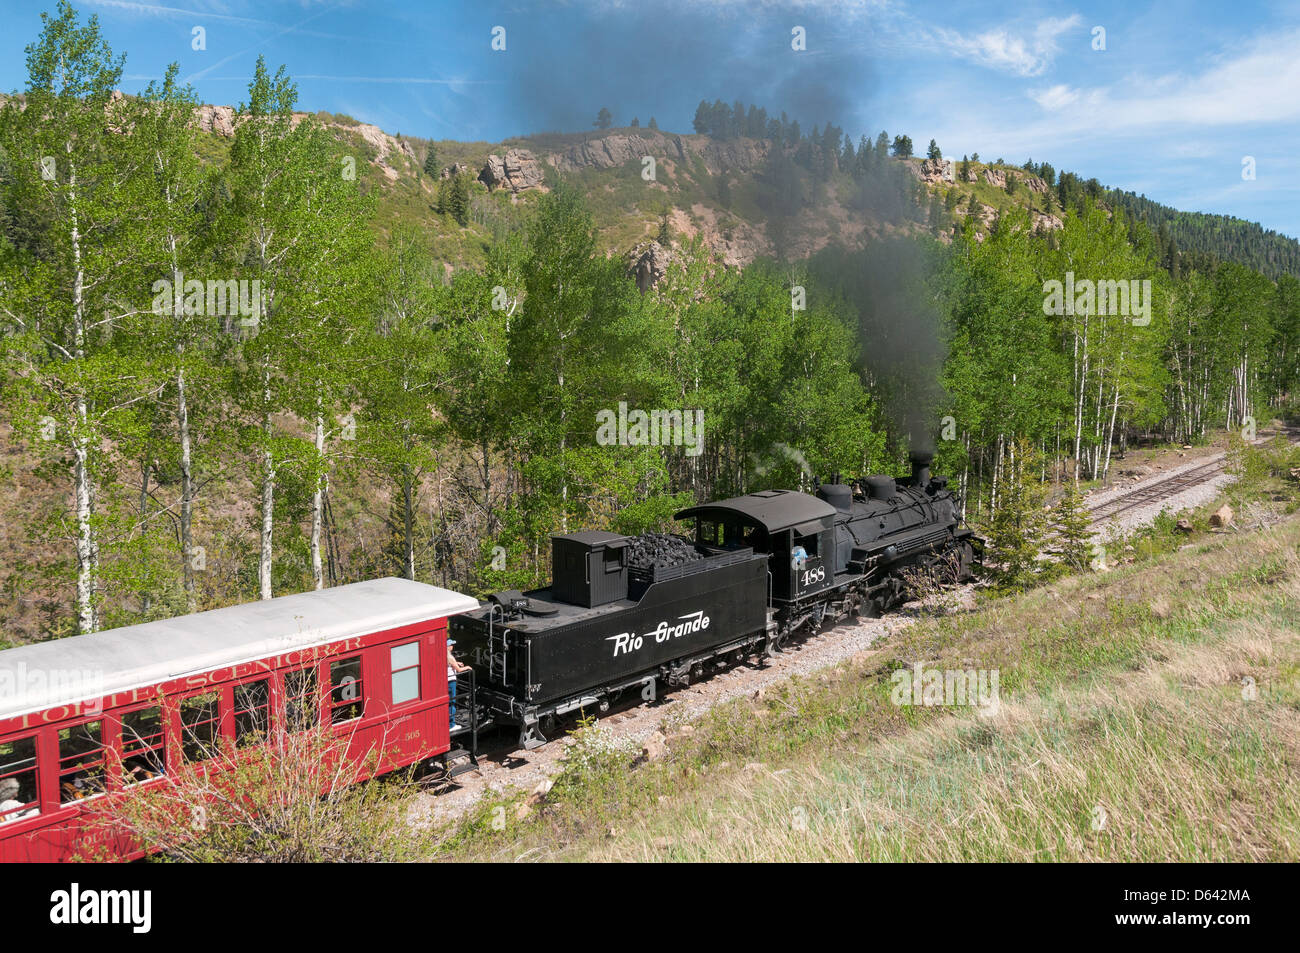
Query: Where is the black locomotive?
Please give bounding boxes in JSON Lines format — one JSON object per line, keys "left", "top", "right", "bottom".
{"left": 450, "top": 451, "right": 980, "bottom": 748}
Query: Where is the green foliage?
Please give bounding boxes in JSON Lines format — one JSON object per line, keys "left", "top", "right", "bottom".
{"left": 0, "top": 0, "right": 144, "bottom": 632}
{"left": 1049, "top": 479, "right": 1093, "bottom": 575}
{"left": 980, "top": 440, "right": 1049, "bottom": 592}
{"left": 438, "top": 172, "right": 470, "bottom": 226}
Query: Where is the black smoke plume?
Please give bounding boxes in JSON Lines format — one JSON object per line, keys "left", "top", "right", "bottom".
{"left": 488, "top": 2, "right": 877, "bottom": 138}
{"left": 808, "top": 237, "right": 949, "bottom": 455}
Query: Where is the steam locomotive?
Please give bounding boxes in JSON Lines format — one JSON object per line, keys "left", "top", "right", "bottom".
{"left": 450, "top": 452, "right": 981, "bottom": 748}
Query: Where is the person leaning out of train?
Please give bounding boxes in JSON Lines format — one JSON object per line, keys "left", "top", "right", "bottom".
{"left": 447, "top": 639, "right": 471, "bottom": 728}
{"left": 447, "top": 640, "right": 471, "bottom": 676}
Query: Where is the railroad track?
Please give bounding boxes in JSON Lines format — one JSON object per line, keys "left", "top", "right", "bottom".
{"left": 1088, "top": 457, "right": 1229, "bottom": 522}
{"left": 1087, "top": 426, "right": 1300, "bottom": 523}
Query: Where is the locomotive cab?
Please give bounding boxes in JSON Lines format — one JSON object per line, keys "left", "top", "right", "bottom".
{"left": 676, "top": 490, "right": 837, "bottom": 606}
{"left": 779, "top": 522, "right": 834, "bottom": 601}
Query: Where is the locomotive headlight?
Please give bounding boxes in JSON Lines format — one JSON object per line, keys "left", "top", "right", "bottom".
{"left": 884, "top": 545, "right": 898, "bottom": 562}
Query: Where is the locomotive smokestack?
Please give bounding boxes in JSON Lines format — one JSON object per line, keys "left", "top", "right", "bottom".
{"left": 909, "top": 451, "right": 933, "bottom": 488}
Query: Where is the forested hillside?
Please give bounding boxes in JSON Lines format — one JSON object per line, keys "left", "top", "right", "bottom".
{"left": 1106, "top": 190, "right": 1300, "bottom": 281}
{"left": 1, "top": 5, "right": 1297, "bottom": 643}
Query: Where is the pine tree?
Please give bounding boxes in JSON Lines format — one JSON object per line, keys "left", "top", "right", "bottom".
{"left": 629, "top": 116, "right": 639, "bottom": 128}
{"left": 647, "top": 116, "right": 659, "bottom": 130}
{"left": 446, "top": 173, "right": 469, "bottom": 226}
{"left": 423, "top": 145, "right": 439, "bottom": 177}
{"left": 927, "top": 139, "right": 941, "bottom": 161}
{"left": 1050, "top": 478, "right": 1093, "bottom": 574}
{"left": 594, "top": 107, "right": 613, "bottom": 130}
{"left": 982, "top": 440, "right": 1048, "bottom": 592}
{"left": 929, "top": 193, "right": 944, "bottom": 228}
{"left": 692, "top": 101, "right": 708, "bottom": 134}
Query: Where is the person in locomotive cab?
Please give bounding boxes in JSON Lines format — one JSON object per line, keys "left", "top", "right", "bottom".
{"left": 447, "top": 639, "right": 471, "bottom": 728}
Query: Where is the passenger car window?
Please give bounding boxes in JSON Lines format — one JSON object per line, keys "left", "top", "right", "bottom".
{"left": 0, "top": 736, "right": 40, "bottom": 822}
{"left": 180, "top": 691, "right": 222, "bottom": 762}
{"left": 58, "top": 721, "right": 106, "bottom": 802}
{"left": 234, "top": 678, "right": 272, "bottom": 746}
{"left": 285, "top": 667, "right": 320, "bottom": 732}
{"left": 329, "top": 656, "right": 364, "bottom": 723}
{"left": 121, "top": 706, "right": 166, "bottom": 783}
{"left": 390, "top": 642, "right": 420, "bottom": 705}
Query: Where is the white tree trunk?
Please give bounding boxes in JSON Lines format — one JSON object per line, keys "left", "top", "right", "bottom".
{"left": 311, "top": 410, "right": 325, "bottom": 590}
{"left": 259, "top": 412, "right": 274, "bottom": 600}
{"left": 402, "top": 471, "right": 416, "bottom": 581}
{"left": 178, "top": 365, "right": 196, "bottom": 611}
{"left": 69, "top": 161, "right": 97, "bottom": 633}
{"left": 73, "top": 412, "right": 96, "bottom": 634}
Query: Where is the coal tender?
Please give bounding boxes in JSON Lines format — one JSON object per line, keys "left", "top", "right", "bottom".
{"left": 450, "top": 531, "right": 769, "bottom": 747}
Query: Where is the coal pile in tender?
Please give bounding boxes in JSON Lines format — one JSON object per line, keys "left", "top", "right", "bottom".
{"left": 626, "top": 532, "right": 705, "bottom": 570}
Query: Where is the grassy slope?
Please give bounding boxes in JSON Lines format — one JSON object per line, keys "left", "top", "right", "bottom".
{"left": 435, "top": 471, "right": 1300, "bottom": 862}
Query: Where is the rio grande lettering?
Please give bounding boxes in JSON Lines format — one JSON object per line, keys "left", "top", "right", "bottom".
{"left": 606, "top": 611, "right": 710, "bottom": 657}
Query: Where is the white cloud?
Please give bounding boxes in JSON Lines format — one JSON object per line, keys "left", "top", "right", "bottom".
{"left": 82, "top": 1, "right": 264, "bottom": 27}
{"left": 923, "top": 25, "right": 1300, "bottom": 162}
{"left": 1088, "top": 29, "right": 1300, "bottom": 127}
{"left": 1030, "top": 83, "right": 1079, "bottom": 110}
{"left": 933, "top": 15, "right": 1083, "bottom": 77}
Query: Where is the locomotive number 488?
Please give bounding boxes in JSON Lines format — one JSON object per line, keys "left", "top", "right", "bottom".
{"left": 800, "top": 566, "right": 825, "bottom": 587}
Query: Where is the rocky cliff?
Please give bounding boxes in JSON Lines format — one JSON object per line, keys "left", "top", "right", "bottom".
{"left": 173, "top": 100, "right": 1076, "bottom": 283}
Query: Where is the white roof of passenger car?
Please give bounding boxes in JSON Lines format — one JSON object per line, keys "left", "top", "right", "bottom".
{"left": 0, "top": 578, "right": 480, "bottom": 721}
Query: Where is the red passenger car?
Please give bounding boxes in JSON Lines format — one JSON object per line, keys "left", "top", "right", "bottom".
{"left": 0, "top": 578, "right": 480, "bottom": 862}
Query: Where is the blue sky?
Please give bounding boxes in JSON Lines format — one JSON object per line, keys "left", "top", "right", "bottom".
{"left": 3, "top": 0, "right": 1300, "bottom": 238}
